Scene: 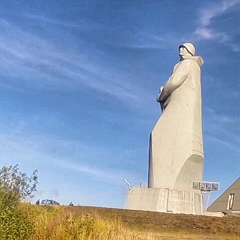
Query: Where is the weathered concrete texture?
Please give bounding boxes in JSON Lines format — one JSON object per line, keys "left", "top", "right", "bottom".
{"left": 149, "top": 54, "right": 204, "bottom": 191}
{"left": 125, "top": 187, "right": 203, "bottom": 215}
{"left": 125, "top": 44, "right": 205, "bottom": 215}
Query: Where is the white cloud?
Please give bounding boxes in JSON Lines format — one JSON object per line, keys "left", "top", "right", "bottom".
{"left": 0, "top": 82, "right": 29, "bottom": 93}
{"left": 195, "top": 28, "right": 214, "bottom": 40}
{"left": 195, "top": 0, "right": 239, "bottom": 41}
{"left": 204, "top": 107, "right": 240, "bottom": 151}
{"left": 199, "top": 0, "right": 238, "bottom": 26}
{"left": 0, "top": 132, "right": 137, "bottom": 183}
{"left": 0, "top": 17, "right": 151, "bottom": 106}
{"left": 206, "top": 133, "right": 240, "bottom": 153}
{"left": 128, "top": 32, "right": 171, "bottom": 49}
{"left": 24, "top": 14, "right": 102, "bottom": 30}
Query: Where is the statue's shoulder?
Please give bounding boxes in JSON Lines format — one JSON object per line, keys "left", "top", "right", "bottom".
{"left": 183, "top": 56, "right": 204, "bottom": 67}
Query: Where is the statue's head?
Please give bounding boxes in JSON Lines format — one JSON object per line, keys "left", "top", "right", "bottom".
{"left": 179, "top": 43, "right": 195, "bottom": 57}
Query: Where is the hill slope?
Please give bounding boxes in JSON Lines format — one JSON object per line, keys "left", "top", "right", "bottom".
{"left": 63, "top": 205, "right": 240, "bottom": 239}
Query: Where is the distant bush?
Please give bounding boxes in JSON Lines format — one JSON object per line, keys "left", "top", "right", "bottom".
{"left": 0, "top": 165, "right": 38, "bottom": 240}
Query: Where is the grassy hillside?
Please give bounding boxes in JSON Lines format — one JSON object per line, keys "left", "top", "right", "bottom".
{"left": 21, "top": 204, "right": 240, "bottom": 240}
{"left": 65, "top": 206, "right": 240, "bottom": 234}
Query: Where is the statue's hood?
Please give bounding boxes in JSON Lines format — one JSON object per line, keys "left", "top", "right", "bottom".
{"left": 182, "top": 55, "right": 204, "bottom": 67}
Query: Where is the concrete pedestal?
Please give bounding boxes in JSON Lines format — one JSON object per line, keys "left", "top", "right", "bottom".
{"left": 125, "top": 187, "right": 203, "bottom": 215}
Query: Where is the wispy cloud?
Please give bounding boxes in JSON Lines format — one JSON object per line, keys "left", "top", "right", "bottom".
{"left": 0, "top": 82, "right": 30, "bottom": 94}
{"left": 204, "top": 107, "right": 240, "bottom": 151}
{"left": 207, "top": 135, "right": 240, "bottom": 153}
{"left": 0, "top": 17, "right": 151, "bottom": 106}
{"left": 25, "top": 14, "right": 102, "bottom": 30}
{"left": 0, "top": 128, "right": 143, "bottom": 205}
{"left": 0, "top": 131, "right": 138, "bottom": 183}
{"left": 195, "top": 0, "right": 239, "bottom": 41}
{"left": 127, "top": 31, "right": 174, "bottom": 50}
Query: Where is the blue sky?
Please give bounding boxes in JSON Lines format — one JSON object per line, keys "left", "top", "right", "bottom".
{"left": 0, "top": 0, "right": 239, "bottom": 208}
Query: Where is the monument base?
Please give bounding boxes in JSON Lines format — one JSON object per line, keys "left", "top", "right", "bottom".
{"left": 125, "top": 187, "right": 203, "bottom": 215}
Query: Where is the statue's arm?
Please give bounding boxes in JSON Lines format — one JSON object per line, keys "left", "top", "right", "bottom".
{"left": 160, "top": 61, "right": 190, "bottom": 102}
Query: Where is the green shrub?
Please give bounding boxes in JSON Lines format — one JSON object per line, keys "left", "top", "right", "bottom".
{"left": 0, "top": 165, "right": 38, "bottom": 199}
{"left": 0, "top": 188, "right": 34, "bottom": 240}
{"left": 0, "top": 165, "right": 38, "bottom": 240}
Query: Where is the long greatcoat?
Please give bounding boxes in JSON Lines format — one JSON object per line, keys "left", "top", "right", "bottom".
{"left": 148, "top": 56, "right": 204, "bottom": 191}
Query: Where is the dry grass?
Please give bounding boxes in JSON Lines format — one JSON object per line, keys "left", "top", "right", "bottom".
{"left": 21, "top": 204, "right": 240, "bottom": 240}
{"left": 22, "top": 205, "right": 147, "bottom": 240}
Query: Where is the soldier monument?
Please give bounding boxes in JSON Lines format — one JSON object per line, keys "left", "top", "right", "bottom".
{"left": 125, "top": 43, "right": 204, "bottom": 214}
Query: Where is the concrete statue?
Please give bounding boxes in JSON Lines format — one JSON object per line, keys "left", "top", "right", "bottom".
{"left": 149, "top": 42, "right": 204, "bottom": 190}
{"left": 125, "top": 43, "right": 205, "bottom": 214}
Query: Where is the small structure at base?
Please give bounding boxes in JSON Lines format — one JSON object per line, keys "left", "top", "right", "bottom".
{"left": 207, "top": 177, "right": 240, "bottom": 214}
{"left": 125, "top": 187, "right": 203, "bottom": 214}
